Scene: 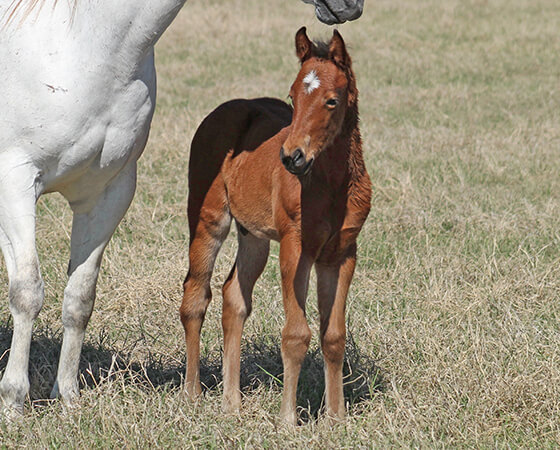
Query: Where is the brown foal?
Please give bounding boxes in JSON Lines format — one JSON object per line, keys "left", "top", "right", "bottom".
{"left": 180, "top": 27, "right": 372, "bottom": 424}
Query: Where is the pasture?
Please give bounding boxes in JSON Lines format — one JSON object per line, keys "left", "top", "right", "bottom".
{"left": 2, "top": 0, "right": 560, "bottom": 446}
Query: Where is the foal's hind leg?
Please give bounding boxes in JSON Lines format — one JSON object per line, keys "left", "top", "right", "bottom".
{"left": 51, "top": 163, "right": 138, "bottom": 404}
{"left": 0, "top": 156, "right": 43, "bottom": 416}
{"left": 222, "top": 226, "right": 269, "bottom": 412}
{"left": 180, "top": 202, "right": 231, "bottom": 399}
{"left": 315, "top": 245, "right": 357, "bottom": 421}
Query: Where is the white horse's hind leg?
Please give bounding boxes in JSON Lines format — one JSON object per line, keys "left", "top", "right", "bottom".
{"left": 0, "top": 161, "right": 44, "bottom": 416}
{"left": 51, "top": 163, "right": 137, "bottom": 404}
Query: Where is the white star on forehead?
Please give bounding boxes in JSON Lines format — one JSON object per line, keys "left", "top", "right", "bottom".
{"left": 303, "top": 70, "right": 320, "bottom": 94}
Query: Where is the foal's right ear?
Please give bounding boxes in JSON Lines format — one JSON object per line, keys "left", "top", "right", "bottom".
{"left": 295, "top": 27, "right": 313, "bottom": 63}
{"left": 328, "top": 29, "right": 351, "bottom": 69}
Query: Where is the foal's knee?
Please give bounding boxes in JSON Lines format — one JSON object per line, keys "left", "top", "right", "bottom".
{"left": 180, "top": 274, "right": 212, "bottom": 325}
{"left": 321, "top": 328, "right": 346, "bottom": 365}
{"left": 222, "top": 277, "right": 252, "bottom": 320}
{"left": 179, "top": 294, "right": 211, "bottom": 326}
{"left": 281, "top": 322, "right": 312, "bottom": 363}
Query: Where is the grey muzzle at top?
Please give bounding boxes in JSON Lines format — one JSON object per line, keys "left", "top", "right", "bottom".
{"left": 302, "top": 0, "right": 364, "bottom": 25}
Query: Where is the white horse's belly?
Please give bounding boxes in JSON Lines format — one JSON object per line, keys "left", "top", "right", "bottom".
{"left": 51, "top": 74, "right": 156, "bottom": 204}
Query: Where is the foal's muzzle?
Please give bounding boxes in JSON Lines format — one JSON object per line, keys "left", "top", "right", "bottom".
{"left": 280, "top": 147, "right": 314, "bottom": 176}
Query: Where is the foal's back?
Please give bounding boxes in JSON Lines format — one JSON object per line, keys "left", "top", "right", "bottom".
{"left": 189, "top": 97, "right": 292, "bottom": 171}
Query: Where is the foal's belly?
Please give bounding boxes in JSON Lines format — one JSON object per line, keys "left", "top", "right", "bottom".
{"left": 234, "top": 216, "right": 280, "bottom": 242}
{"left": 225, "top": 163, "right": 282, "bottom": 242}
{"left": 228, "top": 196, "right": 281, "bottom": 242}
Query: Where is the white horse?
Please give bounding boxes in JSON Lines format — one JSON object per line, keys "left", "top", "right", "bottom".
{"left": 0, "top": 0, "right": 364, "bottom": 416}
{"left": 0, "top": 0, "right": 189, "bottom": 415}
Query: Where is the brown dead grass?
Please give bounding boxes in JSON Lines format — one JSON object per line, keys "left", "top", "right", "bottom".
{"left": 2, "top": 0, "right": 560, "bottom": 446}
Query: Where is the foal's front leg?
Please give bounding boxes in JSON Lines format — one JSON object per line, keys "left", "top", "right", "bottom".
{"left": 315, "top": 244, "right": 357, "bottom": 421}
{"left": 278, "top": 236, "right": 312, "bottom": 425}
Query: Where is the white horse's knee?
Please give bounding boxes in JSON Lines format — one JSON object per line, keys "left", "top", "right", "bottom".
{"left": 61, "top": 288, "right": 96, "bottom": 330}
{"left": 8, "top": 276, "right": 44, "bottom": 321}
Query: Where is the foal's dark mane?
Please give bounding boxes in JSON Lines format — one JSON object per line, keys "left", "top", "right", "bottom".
{"left": 311, "top": 40, "right": 331, "bottom": 59}
{"left": 307, "top": 38, "right": 367, "bottom": 208}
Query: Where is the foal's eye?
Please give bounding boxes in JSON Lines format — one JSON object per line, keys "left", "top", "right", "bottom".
{"left": 326, "top": 98, "right": 338, "bottom": 108}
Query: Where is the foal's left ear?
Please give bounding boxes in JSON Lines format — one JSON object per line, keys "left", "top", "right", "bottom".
{"left": 295, "top": 26, "right": 313, "bottom": 63}
{"left": 328, "top": 29, "right": 351, "bottom": 68}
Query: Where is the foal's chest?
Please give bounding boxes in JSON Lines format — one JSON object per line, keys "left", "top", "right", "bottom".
{"left": 300, "top": 180, "right": 370, "bottom": 263}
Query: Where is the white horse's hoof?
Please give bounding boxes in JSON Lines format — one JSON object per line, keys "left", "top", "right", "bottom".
{"left": 1, "top": 401, "right": 23, "bottom": 422}
{"left": 0, "top": 382, "right": 26, "bottom": 420}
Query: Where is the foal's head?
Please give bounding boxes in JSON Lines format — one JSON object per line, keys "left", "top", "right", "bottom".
{"left": 281, "top": 27, "right": 356, "bottom": 176}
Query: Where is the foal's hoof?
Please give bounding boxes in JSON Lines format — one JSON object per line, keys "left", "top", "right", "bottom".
{"left": 183, "top": 383, "right": 202, "bottom": 402}
{"left": 279, "top": 410, "right": 298, "bottom": 426}
{"left": 221, "top": 396, "right": 241, "bottom": 414}
{"left": 323, "top": 411, "right": 345, "bottom": 426}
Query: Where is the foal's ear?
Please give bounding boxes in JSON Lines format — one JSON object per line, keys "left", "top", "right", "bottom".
{"left": 295, "top": 26, "right": 313, "bottom": 63}
{"left": 328, "top": 29, "right": 351, "bottom": 68}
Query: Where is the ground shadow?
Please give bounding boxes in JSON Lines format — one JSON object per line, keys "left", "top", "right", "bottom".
{"left": 0, "top": 319, "right": 184, "bottom": 402}
{"left": 0, "top": 320, "right": 383, "bottom": 420}
{"left": 231, "top": 329, "right": 385, "bottom": 421}
{"left": 188, "top": 329, "right": 384, "bottom": 421}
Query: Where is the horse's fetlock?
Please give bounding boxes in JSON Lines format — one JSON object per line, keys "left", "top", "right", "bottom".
{"left": 55, "top": 379, "right": 80, "bottom": 405}
{"left": 0, "top": 377, "right": 29, "bottom": 408}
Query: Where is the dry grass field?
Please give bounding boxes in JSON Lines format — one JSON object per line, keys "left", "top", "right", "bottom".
{"left": 2, "top": 0, "right": 560, "bottom": 446}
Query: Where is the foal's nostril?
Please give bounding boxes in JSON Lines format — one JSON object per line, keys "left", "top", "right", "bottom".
{"left": 292, "top": 148, "right": 305, "bottom": 168}
{"left": 281, "top": 147, "right": 309, "bottom": 174}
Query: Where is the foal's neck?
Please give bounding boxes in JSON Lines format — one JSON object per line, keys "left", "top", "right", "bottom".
{"left": 309, "top": 103, "right": 365, "bottom": 193}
